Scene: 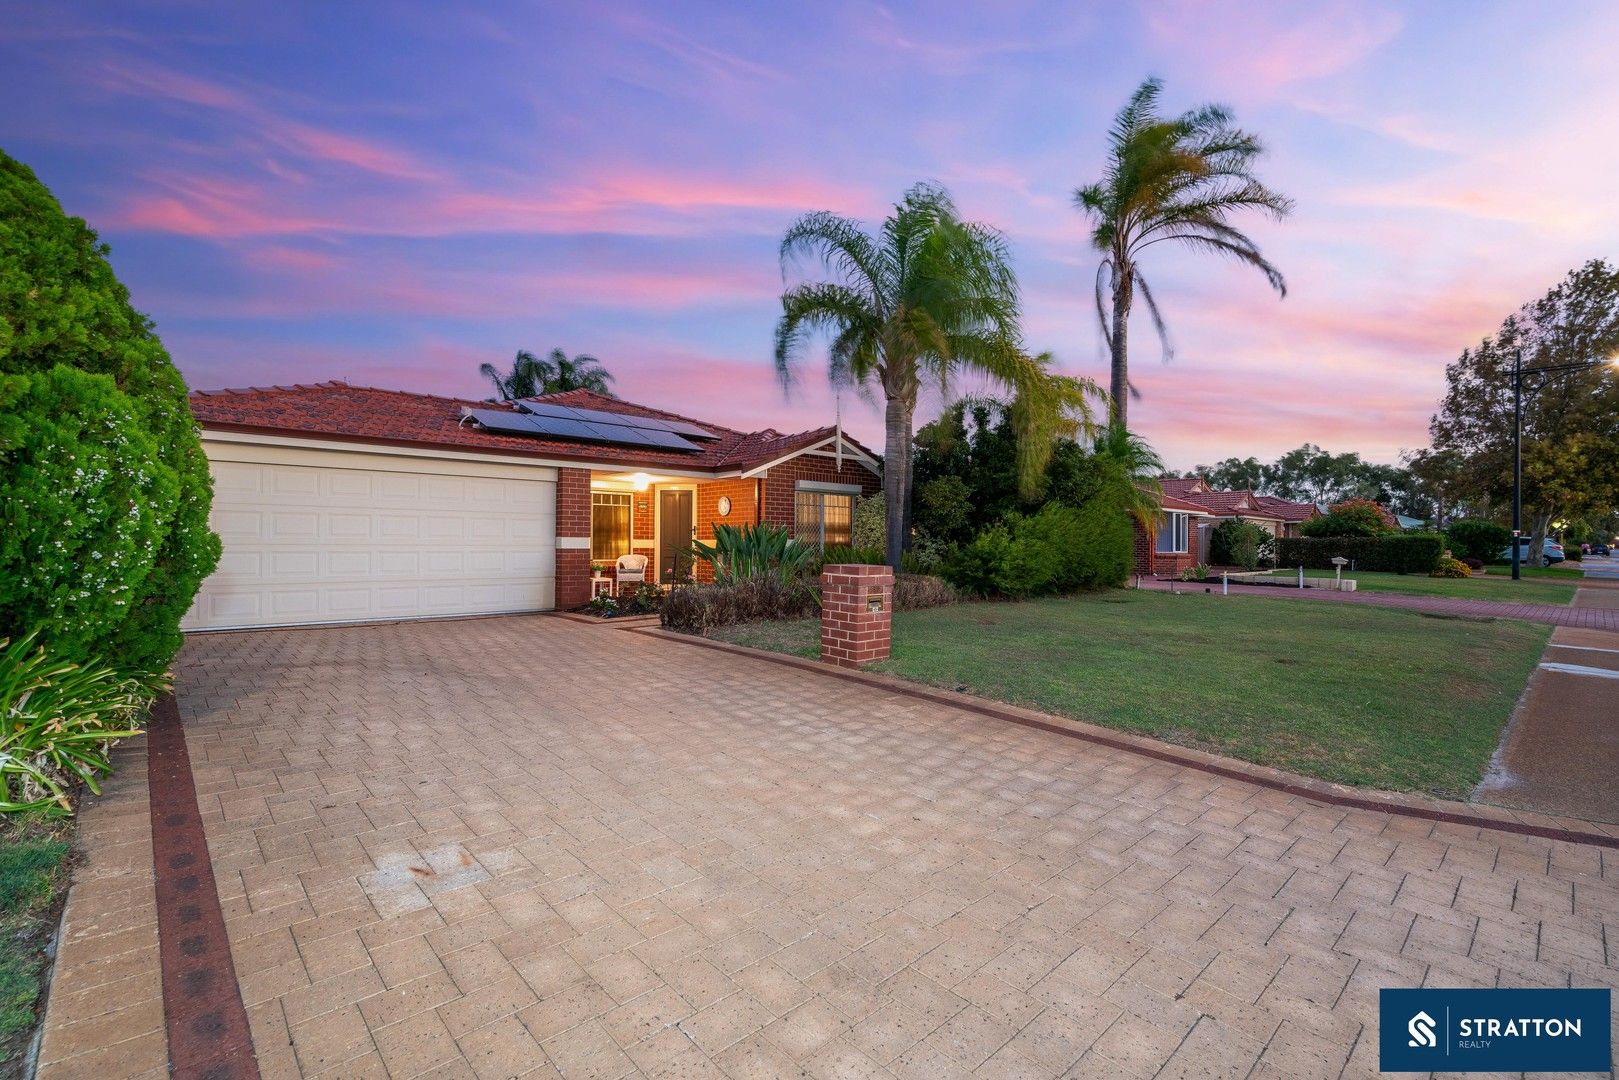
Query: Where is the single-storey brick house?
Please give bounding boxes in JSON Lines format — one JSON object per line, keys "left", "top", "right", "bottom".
{"left": 1132, "top": 477, "right": 1320, "bottom": 576}
{"left": 183, "top": 382, "right": 879, "bottom": 630}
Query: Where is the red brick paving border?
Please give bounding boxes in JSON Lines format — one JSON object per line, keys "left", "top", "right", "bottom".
{"left": 1137, "top": 575, "right": 1618, "bottom": 630}
{"left": 148, "top": 693, "right": 262, "bottom": 1079}
{"left": 635, "top": 626, "right": 1619, "bottom": 851}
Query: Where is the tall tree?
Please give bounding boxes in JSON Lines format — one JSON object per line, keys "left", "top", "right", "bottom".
{"left": 480, "top": 348, "right": 615, "bottom": 401}
{"left": 775, "top": 182, "right": 1030, "bottom": 569}
{"left": 1089, "top": 425, "right": 1166, "bottom": 532}
{"left": 1428, "top": 260, "right": 1619, "bottom": 552}
{"left": 1075, "top": 78, "right": 1292, "bottom": 428}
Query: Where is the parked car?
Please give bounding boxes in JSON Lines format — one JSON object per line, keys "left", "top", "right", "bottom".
{"left": 1594, "top": 543, "right": 1611, "bottom": 557}
{"left": 1498, "top": 537, "right": 1565, "bottom": 566}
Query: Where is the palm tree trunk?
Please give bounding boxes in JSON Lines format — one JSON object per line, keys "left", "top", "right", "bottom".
{"left": 899, "top": 407, "right": 916, "bottom": 556}
{"left": 882, "top": 392, "right": 908, "bottom": 570}
{"left": 1110, "top": 270, "right": 1133, "bottom": 429}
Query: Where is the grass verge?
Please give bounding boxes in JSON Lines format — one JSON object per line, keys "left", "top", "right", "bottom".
{"left": 0, "top": 814, "right": 73, "bottom": 1078}
{"left": 709, "top": 590, "right": 1549, "bottom": 798}
{"left": 1282, "top": 568, "right": 1579, "bottom": 603}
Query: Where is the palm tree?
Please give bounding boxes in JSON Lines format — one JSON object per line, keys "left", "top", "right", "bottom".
{"left": 1091, "top": 425, "right": 1166, "bottom": 533}
{"left": 479, "top": 350, "right": 547, "bottom": 401}
{"left": 1076, "top": 77, "right": 1292, "bottom": 429}
{"left": 775, "top": 182, "right": 1029, "bottom": 569}
{"left": 1008, "top": 355, "right": 1105, "bottom": 501}
{"left": 541, "top": 349, "right": 615, "bottom": 395}
{"left": 478, "top": 348, "right": 616, "bottom": 401}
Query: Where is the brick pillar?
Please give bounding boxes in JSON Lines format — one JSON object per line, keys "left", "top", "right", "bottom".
{"left": 556, "top": 467, "right": 592, "bottom": 609}
{"left": 820, "top": 564, "right": 894, "bottom": 668}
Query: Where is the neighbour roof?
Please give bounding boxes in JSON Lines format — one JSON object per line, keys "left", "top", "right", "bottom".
{"left": 189, "top": 382, "right": 875, "bottom": 475}
{"left": 1158, "top": 493, "right": 1215, "bottom": 515}
{"left": 1253, "top": 495, "right": 1322, "bottom": 522}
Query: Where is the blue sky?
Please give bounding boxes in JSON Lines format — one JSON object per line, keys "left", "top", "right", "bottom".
{"left": 4, "top": 1, "right": 1616, "bottom": 467}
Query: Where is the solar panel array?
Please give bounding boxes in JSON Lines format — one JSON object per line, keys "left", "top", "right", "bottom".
{"left": 463, "top": 406, "right": 706, "bottom": 452}
{"left": 516, "top": 400, "right": 717, "bottom": 440}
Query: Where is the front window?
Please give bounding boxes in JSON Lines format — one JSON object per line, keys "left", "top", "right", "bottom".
{"left": 794, "top": 488, "right": 853, "bottom": 549}
{"left": 1156, "top": 512, "right": 1189, "bottom": 553}
{"left": 591, "top": 491, "right": 632, "bottom": 563}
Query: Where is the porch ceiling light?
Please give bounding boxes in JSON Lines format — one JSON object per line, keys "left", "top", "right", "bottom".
{"left": 631, "top": 472, "right": 651, "bottom": 492}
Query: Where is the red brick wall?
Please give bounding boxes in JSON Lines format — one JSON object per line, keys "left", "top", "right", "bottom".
{"left": 820, "top": 564, "right": 893, "bottom": 667}
{"left": 556, "top": 467, "right": 592, "bottom": 608}
{"left": 1132, "top": 519, "right": 1198, "bottom": 578}
{"left": 761, "top": 456, "right": 880, "bottom": 532}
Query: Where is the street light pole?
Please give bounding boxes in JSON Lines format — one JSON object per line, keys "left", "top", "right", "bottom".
{"left": 1511, "top": 346, "right": 1523, "bottom": 580}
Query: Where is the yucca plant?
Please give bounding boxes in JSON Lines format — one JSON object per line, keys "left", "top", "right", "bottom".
{"left": 0, "top": 633, "right": 160, "bottom": 816}
{"left": 690, "top": 523, "right": 816, "bottom": 585}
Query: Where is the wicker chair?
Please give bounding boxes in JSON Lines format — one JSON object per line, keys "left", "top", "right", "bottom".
{"left": 614, "top": 553, "right": 649, "bottom": 592}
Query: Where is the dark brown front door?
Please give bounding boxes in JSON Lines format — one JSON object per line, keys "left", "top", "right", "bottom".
{"left": 658, "top": 489, "right": 694, "bottom": 583}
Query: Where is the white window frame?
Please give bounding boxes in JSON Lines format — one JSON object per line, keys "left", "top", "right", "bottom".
{"left": 1156, "top": 512, "right": 1189, "bottom": 554}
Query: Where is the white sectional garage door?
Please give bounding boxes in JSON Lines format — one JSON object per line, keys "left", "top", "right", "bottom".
{"left": 184, "top": 441, "right": 557, "bottom": 630}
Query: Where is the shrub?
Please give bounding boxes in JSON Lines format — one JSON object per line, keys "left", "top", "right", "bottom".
{"left": 1210, "top": 518, "right": 1269, "bottom": 569}
{"left": 1300, "top": 498, "right": 1392, "bottom": 538}
{"left": 1179, "top": 563, "right": 1210, "bottom": 582}
{"left": 691, "top": 523, "right": 814, "bottom": 584}
{"left": 914, "top": 476, "right": 973, "bottom": 545}
{"left": 850, "top": 495, "right": 886, "bottom": 551}
{"left": 0, "top": 152, "right": 220, "bottom": 672}
{"left": 816, "top": 544, "right": 885, "bottom": 570}
{"left": 901, "top": 534, "right": 948, "bottom": 575}
{"left": 1445, "top": 519, "right": 1512, "bottom": 563}
{"left": 1461, "top": 557, "right": 1484, "bottom": 572}
{"left": 1431, "top": 557, "right": 1471, "bottom": 578}
{"left": 661, "top": 579, "right": 819, "bottom": 633}
{"left": 893, "top": 574, "right": 956, "bottom": 611}
{"left": 1565, "top": 546, "right": 1583, "bottom": 562}
{"left": 942, "top": 500, "right": 1130, "bottom": 599}
{"left": 0, "top": 367, "right": 178, "bottom": 666}
{"left": 1, "top": 632, "right": 160, "bottom": 815}
{"left": 1275, "top": 534, "right": 1445, "bottom": 574}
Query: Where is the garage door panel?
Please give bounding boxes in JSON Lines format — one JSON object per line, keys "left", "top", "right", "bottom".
{"left": 185, "top": 454, "right": 556, "bottom": 630}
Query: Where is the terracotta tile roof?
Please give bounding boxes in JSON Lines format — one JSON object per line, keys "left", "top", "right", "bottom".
{"left": 1157, "top": 492, "right": 1215, "bottom": 514}
{"left": 1157, "top": 476, "right": 1282, "bottom": 520}
{"left": 189, "top": 381, "right": 875, "bottom": 475}
{"left": 1254, "top": 495, "right": 1321, "bottom": 522}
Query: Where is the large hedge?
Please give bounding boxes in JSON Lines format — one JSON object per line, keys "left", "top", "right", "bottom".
{"left": 942, "top": 492, "right": 1132, "bottom": 599}
{"left": 0, "top": 152, "right": 219, "bottom": 671}
{"left": 1445, "top": 519, "right": 1512, "bottom": 563}
{"left": 1275, "top": 534, "right": 1445, "bottom": 574}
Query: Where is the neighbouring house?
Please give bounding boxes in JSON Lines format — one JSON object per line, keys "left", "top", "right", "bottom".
{"left": 1131, "top": 492, "right": 1213, "bottom": 578}
{"left": 182, "top": 382, "right": 879, "bottom": 630}
{"left": 1131, "top": 476, "right": 1320, "bottom": 575}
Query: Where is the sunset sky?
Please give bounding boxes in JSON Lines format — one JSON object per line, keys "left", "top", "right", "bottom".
{"left": 4, "top": 1, "right": 1616, "bottom": 469}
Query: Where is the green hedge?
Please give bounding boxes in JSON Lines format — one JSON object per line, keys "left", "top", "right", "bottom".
{"left": 0, "top": 151, "right": 219, "bottom": 672}
{"left": 942, "top": 498, "right": 1131, "bottom": 599}
{"left": 1274, "top": 534, "right": 1445, "bottom": 574}
{"left": 1445, "top": 519, "right": 1511, "bottom": 563}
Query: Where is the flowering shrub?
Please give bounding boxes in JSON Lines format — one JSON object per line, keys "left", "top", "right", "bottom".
{"left": 1430, "top": 557, "right": 1472, "bottom": 578}
{"left": 0, "top": 368, "right": 176, "bottom": 666}
{"left": 1, "top": 151, "right": 220, "bottom": 672}
{"left": 0, "top": 632, "right": 161, "bottom": 815}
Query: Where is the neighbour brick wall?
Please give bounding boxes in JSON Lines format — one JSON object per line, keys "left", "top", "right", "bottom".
{"left": 761, "top": 456, "right": 881, "bottom": 532}
{"left": 556, "top": 467, "right": 592, "bottom": 608}
{"left": 820, "top": 564, "right": 893, "bottom": 668}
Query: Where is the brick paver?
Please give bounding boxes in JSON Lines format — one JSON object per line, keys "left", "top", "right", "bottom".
{"left": 1138, "top": 574, "right": 1619, "bottom": 630}
{"left": 45, "top": 616, "right": 1619, "bottom": 1078}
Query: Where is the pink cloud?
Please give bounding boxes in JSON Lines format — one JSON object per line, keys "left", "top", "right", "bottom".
{"left": 1142, "top": 0, "right": 1402, "bottom": 98}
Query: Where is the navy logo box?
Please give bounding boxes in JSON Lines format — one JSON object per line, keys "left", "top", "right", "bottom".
{"left": 1380, "top": 988, "right": 1611, "bottom": 1073}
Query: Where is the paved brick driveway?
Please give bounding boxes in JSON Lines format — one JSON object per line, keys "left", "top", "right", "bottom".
{"left": 42, "top": 616, "right": 1619, "bottom": 1078}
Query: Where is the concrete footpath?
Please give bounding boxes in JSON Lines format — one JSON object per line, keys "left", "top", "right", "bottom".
{"left": 1473, "top": 566, "right": 1619, "bottom": 823}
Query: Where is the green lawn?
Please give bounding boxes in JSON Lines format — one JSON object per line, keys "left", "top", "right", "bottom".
{"left": 1287, "top": 568, "right": 1578, "bottom": 603}
{"left": 710, "top": 590, "right": 1550, "bottom": 798}
{"left": 0, "top": 815, "right": 73, "bottom": 1077}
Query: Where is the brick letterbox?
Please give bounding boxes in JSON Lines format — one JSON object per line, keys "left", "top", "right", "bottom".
{"left": 819, "top": 563, "right": 894, "bottom": 668}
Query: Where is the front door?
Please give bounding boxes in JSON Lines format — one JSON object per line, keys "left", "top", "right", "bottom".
{"left": 658, "top": 489, "right": 694, "bottom": 583}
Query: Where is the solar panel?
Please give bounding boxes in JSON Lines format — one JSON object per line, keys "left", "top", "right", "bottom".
{"left": 469, "top": 406, "right": 700, "bottom": 451}
{"left": 516, "top": 400, "right": 716, "bottom": 440}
